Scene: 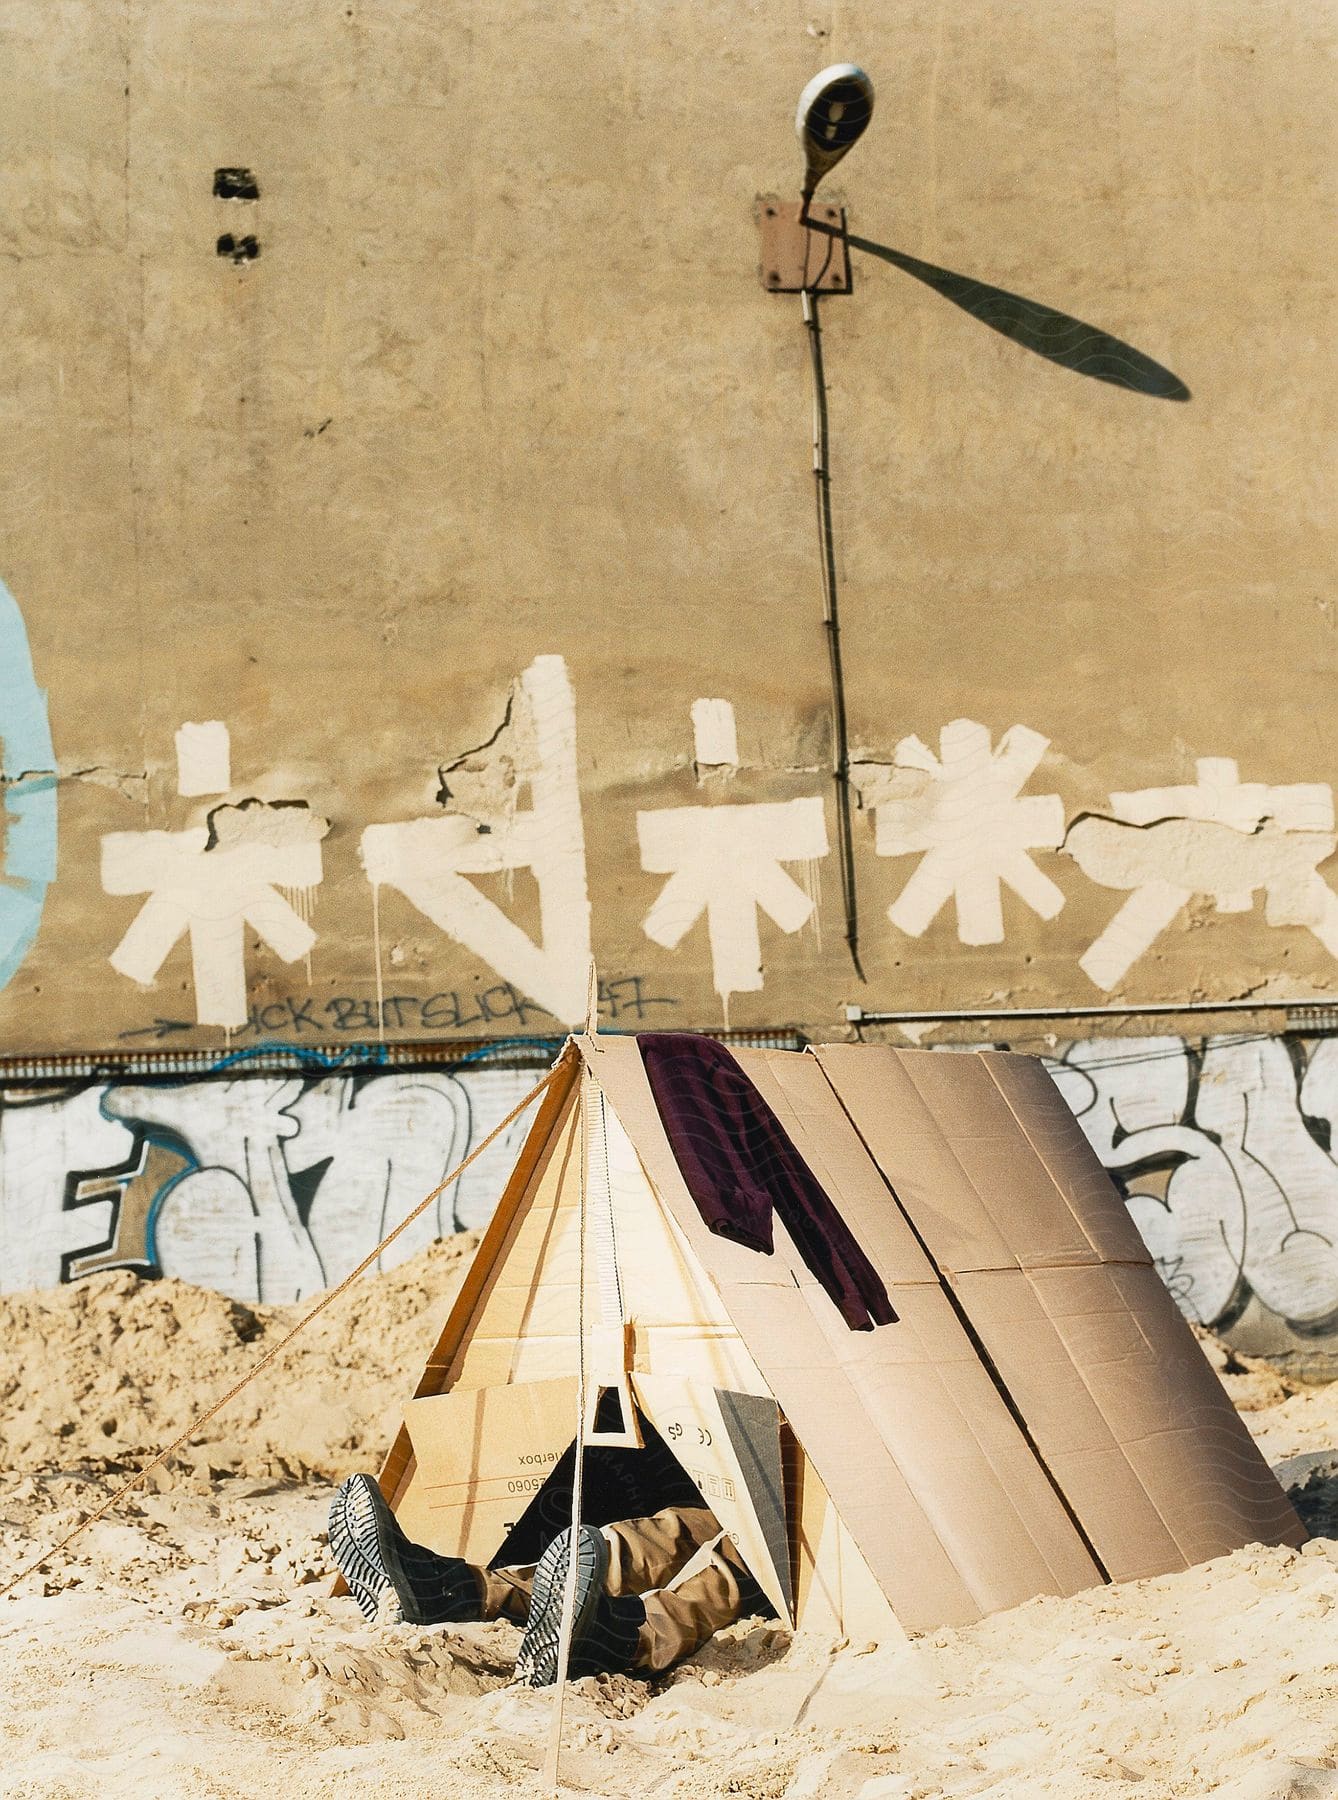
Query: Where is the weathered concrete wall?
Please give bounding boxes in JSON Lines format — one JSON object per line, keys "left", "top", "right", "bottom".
{"left": 0, "top": 1, "right": 1333, "bottom": 1051}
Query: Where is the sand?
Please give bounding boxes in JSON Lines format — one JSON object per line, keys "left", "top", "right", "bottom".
{"left": 4, "top": 1254, "right": 1338, "bottom": 1800}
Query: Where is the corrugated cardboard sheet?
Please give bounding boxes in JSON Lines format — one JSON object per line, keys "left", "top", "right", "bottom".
{"left": 812, "top": 1044, "right": 1305, "bottom": 1576}
{"left": 583, "top": 1036, "right": 1104, "bottom": 1630}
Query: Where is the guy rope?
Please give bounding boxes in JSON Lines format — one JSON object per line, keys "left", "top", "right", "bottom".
{"left": 0, "top": 1060, "right": 563, "bottom": 1604}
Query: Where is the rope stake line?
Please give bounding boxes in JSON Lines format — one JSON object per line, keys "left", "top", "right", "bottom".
{"left": 543, "top": 1063, "right": 590, "bottom": 1792}
{"left": 0, "top": 1063, "right": 562, "bottom": 1605}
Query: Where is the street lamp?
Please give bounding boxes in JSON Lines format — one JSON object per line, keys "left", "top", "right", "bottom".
{"left": 797, "top": 64, "right": 876, "bottom": 221}
{"left": 778, "top": 65, "right": 878, "bottom": 979}
{"left": 763, "top": 61, "right": 1184, "bottom": 989}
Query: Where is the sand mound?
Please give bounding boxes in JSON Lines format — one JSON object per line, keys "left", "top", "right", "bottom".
{"left": 5, "top": 1246, "right": 1338, "bottom": 1797}
{"left": 0, "top": 1232, "right": 478, "bottom": 1483}
{"left": 1191, "top": 1323, "right": 1310, "bottom": 1413}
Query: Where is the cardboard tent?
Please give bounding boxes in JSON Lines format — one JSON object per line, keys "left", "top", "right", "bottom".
{"left": 377, "top": 1035, "right": 1304, "bottom": 1641}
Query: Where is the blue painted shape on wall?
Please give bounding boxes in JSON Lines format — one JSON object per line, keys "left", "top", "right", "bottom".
{"left": 0, "top": 578, "right": 56, "bottom": 987}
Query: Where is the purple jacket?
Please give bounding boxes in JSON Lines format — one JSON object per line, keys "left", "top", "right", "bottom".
{"left": 638, "top": 1033, "right": 896, "bottom": 1332}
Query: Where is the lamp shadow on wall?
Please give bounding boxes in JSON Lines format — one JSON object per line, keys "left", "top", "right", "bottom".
{"left": 831, "top": 224, "right": 1191, "bottom": 401}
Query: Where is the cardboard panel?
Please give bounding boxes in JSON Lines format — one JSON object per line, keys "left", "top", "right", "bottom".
{"left": 1030, "top": 1263, "right": 1306, "bottom": 1561}
{"left": 717, "top": 1388, "right": 793, "bottom": 1617}
{"left": 398, "top": 1378, "right": 579, "bottom": 1564}
{"left": 953, "top": 1268, "right": 1187, "bottom": 1581}
{"left": 731, "top": 1048, "right": 938, "bottom": 1285}
{"left": 809, "top": 1044, "right": 1018, "bottom": 1273}
{"left": 377, "top": 1050, "right": 581, "bottom": 1511}
{"left": 815, "top": 1043, "right": 1300, "bottom": 1575}
{"left": 790, "top": 1448, "right": 907, "bottom": 1644}
{"left": 583, "top": 1037, "right": 1104, "bottom": 1631}
{"left": 815, "top": 1044, "right": 1152, "bottom": 1274}
{"left": 796, "top": 1278, "right": 1102, "bottom": 1605}
{"left": 980, "top": 1053, "right": 1153, "bottom": 1268}
{"left": 448, "top": 1090, "right": 588, "bottom": 1392}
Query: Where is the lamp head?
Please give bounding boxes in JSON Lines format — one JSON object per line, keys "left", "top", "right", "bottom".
{"left": 796, "top": 63, "right": 875, "bottom": 201}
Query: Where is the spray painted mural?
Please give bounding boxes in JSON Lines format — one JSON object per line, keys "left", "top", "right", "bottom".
{"left": 3, "top": 562, "right": 1338, "bottom": 1037}
{"left": 89, "top": 683, "right": 1338, "bottom": 1032}
{"left": 1049, "top": 1033, "right": 1338, "bottom": 1346}
{"left": 0, "top": 1063, "right": 539, "bottom": 1304}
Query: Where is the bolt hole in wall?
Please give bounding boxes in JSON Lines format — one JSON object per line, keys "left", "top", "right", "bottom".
{"left": 212, "top": 168, "right": 260, "bottom": 201}
{"left": 213, "top": 168, "right": 259, "bottom": 261}
{"left": 216, "top": 234, "right": 260, "bottom": 263}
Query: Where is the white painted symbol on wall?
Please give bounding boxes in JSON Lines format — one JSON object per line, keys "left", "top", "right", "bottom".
{"left": 859, "top": 719, "right": 1065, "bottom": 945}
{"left": 100, "top": 724, "right": 326, "bottom": 1029}
{"left": 1064, "top": 757, "right": 1338, "bottom": 990}
{"left": 360, "top": 655, "right": 591, "bottom": 1026}
{"left": 637, "top": 703, "right": 829, "bottom": 1006}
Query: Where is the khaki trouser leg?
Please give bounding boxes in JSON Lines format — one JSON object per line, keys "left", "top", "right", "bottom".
{"left": 634, "top": 1533, "right": 753, "bottom": 1673}
{"left": 601, "top": 1506, "right": 722, "bottom": 1595}
{"left": 477, "top": 1562, "right": 536, "bottom": 1623}
{"left": 478, "top": 1504, "right": 753, "bottom": 1669}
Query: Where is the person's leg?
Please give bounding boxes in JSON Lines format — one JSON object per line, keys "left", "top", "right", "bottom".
{"left": 600, "top": 1505, "right": 722, "bottom": 1597}
{"left": 634, "top": 1532, "right": 757, "bottom": 1673}
{"left": 515, "top": 1518, "right": 768, "bottom": 1684}
{"left": 515, "top": 1525, "right": 646, "bottom": 1686}
{"left": 330, "top": 1475, "right": 510, "bottom": 1626}
{"left": 476, "top": 1562, "right": 536, "bottom": 1624}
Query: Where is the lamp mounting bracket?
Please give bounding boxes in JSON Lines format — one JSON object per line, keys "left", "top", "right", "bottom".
{"left": 757, "top": 199, "right": 852, "bottom": 295}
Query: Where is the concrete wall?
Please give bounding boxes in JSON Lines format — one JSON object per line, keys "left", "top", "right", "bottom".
{"left": 0, "top": 0, "right": 1333, "bottom": 1054}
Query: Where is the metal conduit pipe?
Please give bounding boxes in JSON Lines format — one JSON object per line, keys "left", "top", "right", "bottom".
{"left": 845, "top": 997, "right": 1338, "bottom": 1027}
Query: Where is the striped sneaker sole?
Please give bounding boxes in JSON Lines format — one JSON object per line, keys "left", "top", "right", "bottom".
{"left": 516, "top": 1525, "right": 610, "bottom": 1688}
{"left": 328, "top": 1475, "right": 392, "bottom": 1621}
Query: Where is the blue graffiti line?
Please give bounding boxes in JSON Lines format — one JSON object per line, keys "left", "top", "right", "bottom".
{"left": 207, "top": 1039, "right": 392, "bottom": 1074}
{"left": 91, "top": 1089, "right": 200, "bottom": 1271}
{"left": 140, "top": 1137, "right": 200, "bottom": 1271}
{"left": 207, "top": 1036, "right": 566, "bottom": 1074}
{"left": 0, "top": 578, "right": 56, "bottom": 989}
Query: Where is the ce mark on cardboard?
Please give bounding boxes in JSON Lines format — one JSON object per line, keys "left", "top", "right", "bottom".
{"left": 665, "top": 1421, "right": 713, "bottom": 1448}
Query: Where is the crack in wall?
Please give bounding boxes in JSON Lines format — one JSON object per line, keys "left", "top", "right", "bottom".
{"left": 435, "top": 689, "right": 522, "bottom": 829}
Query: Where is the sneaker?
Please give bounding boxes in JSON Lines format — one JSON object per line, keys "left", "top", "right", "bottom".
{"left": 516, "top": 1524, "right": 645, "bottom": 1686}
{"left": 328, "top": 1473, "right": 483, "bottom": 1626}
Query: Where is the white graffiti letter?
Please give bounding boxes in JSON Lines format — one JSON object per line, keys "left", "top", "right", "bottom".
{"left": 101, "top": 726, "right": 326, "bottom": 1029}
{"left": 360, "top": 656, "right": 591, "bottom": 1025}
{"left": 858, "top": 719, "right": 1064, "bottom": 945}
{"left": 1065, "top": 757, "right": 1338, "bottom": 990}
{"left": 637, "top": 704, "right": 828, "bottom": 1005}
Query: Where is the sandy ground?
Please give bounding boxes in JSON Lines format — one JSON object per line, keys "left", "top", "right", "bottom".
{"left": 4, "top": 1249, "right": 1338, "bottom": 1800}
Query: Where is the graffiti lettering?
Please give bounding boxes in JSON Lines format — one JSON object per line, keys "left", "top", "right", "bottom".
{"left": 1050, "top": 1033, "right": 1338, "bottom": 1336}
{"left": 0, "top": 1065, "right": 544, "bottom": 1302}
{"left": 638, "top": 706, "right": 828, "bottom": 1007}
{"left": 101, "top": 724, "right": 328, "bottom": 1028}
{"left": 854, "top": 719, "right": 1065, "bottom": 947}
{"left": 361, "top": 656, "right": 592, "bottom": 1024}
{"left": 119, "top": 976, "right": 675, "bottom": 1042}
